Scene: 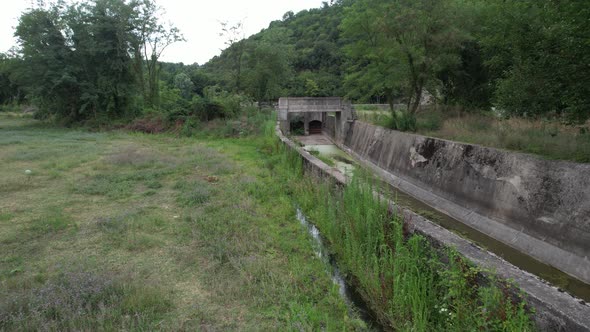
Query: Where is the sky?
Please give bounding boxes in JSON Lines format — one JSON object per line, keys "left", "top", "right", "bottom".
{"left": 0, "top": 0, "right": 324, "bottom": 65}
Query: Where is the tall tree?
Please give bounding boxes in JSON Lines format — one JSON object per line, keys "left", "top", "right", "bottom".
{"left": 0, "top": 52, "right": 24, "bottom": 105}
{"left": 13, "top": 0, "right": 181, "bottom": 122}
{"left": 477, "top": 0, "right": 590, "bottom": 122}
{"left": 243, "top": 29, "right": 292, "bottom": 104}
{"left": 131, "top": 0, "right": 184, "bottom": 109}
{"left": 342, "top": 0, "right": 468, "bottom": 114}
{"left": 219, "top": 21, "right": 246, "bottom": 93}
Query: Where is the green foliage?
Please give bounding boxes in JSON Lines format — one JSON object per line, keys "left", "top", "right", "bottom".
{"left": 14, "top": 0, "right": 140, "bottom": 123}
{"left": 203, "top": 0, "right": 589, "bottom": 124}
{"left": 0, "top": 54, "right": 24, "bottom": 105}
{"left": 388, "top": 111, "right": 417, "bottom": 132}
{"left": 11, "top": 0, "right": 182, "bottom": 123}
{"left": 477, "top": 0, "right": 590, "bottom": 122}
{"left": 172, "top": 72, "right": 194, "bottom": 99}
{"left": 288, "top": 170, "right": 535, "bottom": 330}
{"left": 341, "top": 0, "right": 468, "bottom": 113}
{"left": 243, "top": 29, "right": 292, "bottom": 103}
{"left": 204, "top": 3, "right": 346, "bottom": 98}
{"left": 6, "top": 0, "right": 590, "bottom": 139}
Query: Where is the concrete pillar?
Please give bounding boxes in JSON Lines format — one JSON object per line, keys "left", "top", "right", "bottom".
{"left": 304, "top": 113, "right": 310, "bottom": 135}
{"left": 335, "top": 112, "right": 342, "bottom": 143}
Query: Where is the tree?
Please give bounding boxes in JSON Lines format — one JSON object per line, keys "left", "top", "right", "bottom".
{"left": 0, "top": 52, "right": 24, "bottom": 105}
{"left": 13, "top": 0, "right": 182, "bottom": 122}
{"left": 342, "top": 0, "right": 468, "bottom": 114}
{"left": 219, "top": 20, "right": 246, "bottom": 92}
{"left": 477, "top": 0, "right": 590, "bottom": 122}
{"left": 243, "top": 29, "right": 292, "bottom": 104}
{"left": 173, "top": 72, "right": 194, "bottom": 99}
{"left": 131, "top": 0, "right": 184, "bottom": 109}
{"left": 14, "top": 1, "right": 139, "bottom": 121}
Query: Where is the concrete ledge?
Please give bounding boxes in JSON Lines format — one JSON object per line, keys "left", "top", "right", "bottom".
{"left": 275, "top": 124, "right": 346, "bottom": 185}
{"left": 275, "top": 124, "right": 590, "bottom": 331}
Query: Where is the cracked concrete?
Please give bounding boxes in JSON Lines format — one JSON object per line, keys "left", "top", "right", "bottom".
{"left": 343, "top": 121, "right": 590, "bottom": 286}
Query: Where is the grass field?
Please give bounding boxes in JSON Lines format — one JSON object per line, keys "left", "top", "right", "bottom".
{"left": 0, "top": 114, "right": 367, "bottom": 331}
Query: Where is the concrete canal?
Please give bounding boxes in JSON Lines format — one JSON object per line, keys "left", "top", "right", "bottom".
{"left": 294, "top": 134, "right": 590, "bottom": 303}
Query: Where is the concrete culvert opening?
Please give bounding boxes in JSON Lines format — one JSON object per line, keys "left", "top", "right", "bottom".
{"left": 309, "top": 120, "right": 322, "bottom": 135}
{"left": 290, "top": 120, "right": 304, "bottom": 135}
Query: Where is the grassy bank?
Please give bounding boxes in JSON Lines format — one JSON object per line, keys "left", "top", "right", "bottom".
{"left": 0, "top": 113, "right": 535, "bottom": 331}
{"left": 357, "top": 108, "right": 590, "bottom": 163}
{"left": 269, "top": 143, "right": 535, "bottom": 330}
{"left": 0, "top": 114, "right": 367, "bottom": 330}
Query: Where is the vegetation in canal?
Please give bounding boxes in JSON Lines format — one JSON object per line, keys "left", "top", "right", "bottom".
{"left": 267, "top": 140, "right": 535, "bottom": 330}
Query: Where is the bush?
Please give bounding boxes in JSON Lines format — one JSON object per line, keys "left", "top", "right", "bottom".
{"left": 203, "top": 86, "right": 253, "bottom": 118}
{"left": 388, "top": 111, "right": 417, "bottom": 132}
{"left": 126, "top": 114, "right": 167, "bottom": 134}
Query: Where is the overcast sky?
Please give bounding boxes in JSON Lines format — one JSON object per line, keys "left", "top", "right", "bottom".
{"left": 0, "top": 0, "right": 324, "bottom": 65}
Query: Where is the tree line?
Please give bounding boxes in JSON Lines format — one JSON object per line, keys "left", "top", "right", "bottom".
{"left": 0, "top": 0, "right": 588, "bottom": 124}
{"left": 0, "top": 0, "right": 183, "bottom": 124}
{"left": 205, "top": 0, "right": 589, "bottom": 123}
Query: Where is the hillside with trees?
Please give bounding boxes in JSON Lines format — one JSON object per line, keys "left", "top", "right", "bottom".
{"left": 204, "top": 0, "right": 589, "bottom": 123}
{"left": 0, "top": 0, "right": 588, "bottom": 148}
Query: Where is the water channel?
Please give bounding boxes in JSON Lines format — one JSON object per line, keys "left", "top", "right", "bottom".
{"left": 301, "top": 141, "right": 590, "bottom": 303}
{"left": 296, "top": 208, "right": 383, "bottom": 331}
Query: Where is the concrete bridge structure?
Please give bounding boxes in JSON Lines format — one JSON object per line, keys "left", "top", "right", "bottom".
{"left": 278, "top": 97, "right": 355, "bottom": 143}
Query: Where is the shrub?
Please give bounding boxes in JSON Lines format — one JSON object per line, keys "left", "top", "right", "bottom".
{"left": 389, "top": 111, "right": 417, "bottom": 132}
{"left": 126, "top": 115, "right": 167, "bottom": 134}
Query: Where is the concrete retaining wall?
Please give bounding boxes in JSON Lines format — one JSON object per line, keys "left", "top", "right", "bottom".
{"left": 343, "top": 121, "right": 590, "bottom": 285}
{"left": 276, "top": 123, "right": 590, "bottom": 331}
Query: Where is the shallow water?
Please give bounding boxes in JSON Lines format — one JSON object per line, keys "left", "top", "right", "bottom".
{"left": 303, "top": 144, "right": 356, "bottom": 176}
{"left": 300, "top": 141, "right": 590, "bottom": 302}
{"left": 296, "top": 208, "right": 382, "bottom": 331}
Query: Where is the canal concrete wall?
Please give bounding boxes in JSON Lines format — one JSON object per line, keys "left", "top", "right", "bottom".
{"left": 276, "top": 123, "right": 590, "bottom": 331}
{"left": 340, "top": 121, "right": 590, "bottom": 286}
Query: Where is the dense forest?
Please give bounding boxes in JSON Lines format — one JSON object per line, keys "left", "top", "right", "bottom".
{"left": 0, "top": 0, "right": 589, "bottom": 126}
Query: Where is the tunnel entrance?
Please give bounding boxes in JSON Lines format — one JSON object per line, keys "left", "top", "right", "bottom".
{"left": 290, "top": 120, "right": 304, "bottom": 135}
{"left": 309, "top": 120, "right": 322, "bottom": 135}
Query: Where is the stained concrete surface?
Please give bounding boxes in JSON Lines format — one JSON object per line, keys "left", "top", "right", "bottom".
{"left": 343, "top": 121, "right": 590, "bottom": 285}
